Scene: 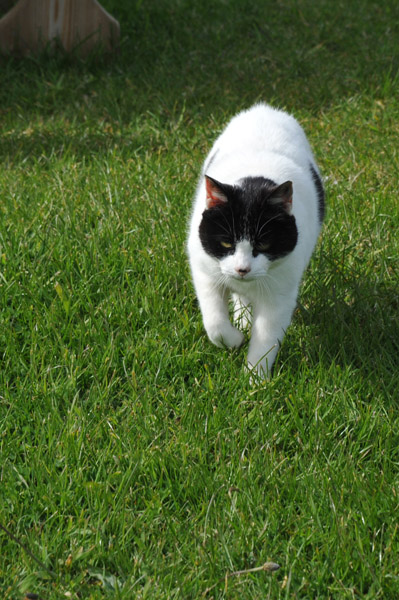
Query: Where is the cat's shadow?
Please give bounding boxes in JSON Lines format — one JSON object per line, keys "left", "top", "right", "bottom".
{"left": 286, "top": 279, "right": 399, "bottom": 378}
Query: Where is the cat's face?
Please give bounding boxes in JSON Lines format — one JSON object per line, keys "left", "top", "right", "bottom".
{"left": 199, "top": 176, "right": 298, "bottom": 281}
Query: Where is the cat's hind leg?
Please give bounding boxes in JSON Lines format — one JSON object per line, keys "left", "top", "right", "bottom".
{"left": 232, "top": 293, "right": 252, "bottom": 330}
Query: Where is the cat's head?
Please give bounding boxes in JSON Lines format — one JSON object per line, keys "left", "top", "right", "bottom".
{"left": 199, "top": 175, "right": 298, "bottom": 281}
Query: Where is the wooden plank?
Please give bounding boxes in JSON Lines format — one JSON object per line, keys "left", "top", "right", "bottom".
{"left": 0, "top": 0, "right": 120, "bottom": 55}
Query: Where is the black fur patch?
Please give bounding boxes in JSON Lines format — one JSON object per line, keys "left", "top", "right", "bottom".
{"left": 310, "top": 164, "right": 325, "bottom": 223}
{"left": 199, "top": 176, "right": 298, "bottom": 260}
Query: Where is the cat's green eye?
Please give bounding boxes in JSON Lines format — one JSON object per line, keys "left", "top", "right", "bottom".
{"left": 220, "top": 241, "right": 233, "bottom": 248}
{"left": 257, "top": 242, "right": 270, "bottom": 252}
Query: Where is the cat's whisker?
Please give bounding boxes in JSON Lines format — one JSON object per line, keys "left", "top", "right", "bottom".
{"left": 219, "top": 208, "right": 234, "bottom": 235}
{"left": 229, "top": 205, "right": 236, "bottom": 238}
{"left": 211, "top": 272, "right": 230, "bottom": 295}
{"left": 264, "top": 270, "right": 278, "bottom": 287}
{"left": 256, "top": 214, "right": 281, "bottom": 237}
{"left": 255, "top": 207, "right": 268, "bottom": 236}
{"left": 258, "top": 277, "right": 271, "bottom": 299}
{"left": 216, "top": 222, "right": 233, "bottom": 236}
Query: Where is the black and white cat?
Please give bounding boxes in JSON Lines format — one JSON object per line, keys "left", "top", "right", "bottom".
{"left": 187, "top": 103, "right": 324, "bottom": 379}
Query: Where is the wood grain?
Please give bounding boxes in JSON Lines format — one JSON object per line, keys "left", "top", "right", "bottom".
{"left": 0, "top": 0, "right": 120, "bottom": 55}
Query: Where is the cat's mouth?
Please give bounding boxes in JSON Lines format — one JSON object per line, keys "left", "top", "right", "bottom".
{"left": 230, "top": 272, "right": 256, "bottom": 282}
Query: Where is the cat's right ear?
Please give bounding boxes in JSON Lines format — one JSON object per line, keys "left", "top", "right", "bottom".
{"left": 205, "top": 175, "right": 228, "bottom": 209}
{"left": 269, "top": 181, "right": 293, "bottom": 214}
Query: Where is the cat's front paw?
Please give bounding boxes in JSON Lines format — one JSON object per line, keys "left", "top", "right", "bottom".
{"left": 246, "top": 359, "right": 270, "bottom": 383}
{"left": 247, "top": 340, "right": 279, "bottom": 381}
{"left": 247, "top": 348, "right": 278, "bottom": 381}
{"left": 206, "top": 321, "right": 245, "bottom": 349}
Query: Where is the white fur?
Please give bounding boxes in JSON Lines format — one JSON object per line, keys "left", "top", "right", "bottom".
{"left": 187, "top": 103, "right": 322, "bottom": 379}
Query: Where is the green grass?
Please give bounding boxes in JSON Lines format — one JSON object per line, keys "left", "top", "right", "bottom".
{"left": 1, "top": 0, "right": 399, "bottom": 598}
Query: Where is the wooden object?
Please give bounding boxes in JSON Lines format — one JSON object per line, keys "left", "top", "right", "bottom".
{"left": 0, "top": 0, "right": 120, "bottom": 55}
{"left": 0, "top": 1, "right": 15, "bottom": 15}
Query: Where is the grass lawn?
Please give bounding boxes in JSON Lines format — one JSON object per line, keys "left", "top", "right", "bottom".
{"left": 1, "top": 0, "right": 399, "bottom": 598}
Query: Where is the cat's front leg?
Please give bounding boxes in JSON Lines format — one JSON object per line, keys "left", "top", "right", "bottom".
{"left": 247, "top": 334, "right": 280, "bottom": 380}
{"left": 247, "top": 299, "right": 296, "bottom": 379}
{"left": 192, "top": 271, "right": 244, "bottom": 349}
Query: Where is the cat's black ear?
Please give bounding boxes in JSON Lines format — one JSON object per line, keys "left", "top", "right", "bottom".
{"left": 205, "top": 175, "right": 229, "bottom": 209}
{"left": 269, "top": 181, "right": 293, "bottom": 213}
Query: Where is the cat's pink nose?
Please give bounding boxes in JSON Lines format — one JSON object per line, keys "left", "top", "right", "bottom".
{"left": 236, "top": 266, "right": 251, "bottom": 277}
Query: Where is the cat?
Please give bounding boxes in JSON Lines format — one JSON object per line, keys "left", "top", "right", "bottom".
{"left": 187, "top": 103, "right": 324, "bottom": 379}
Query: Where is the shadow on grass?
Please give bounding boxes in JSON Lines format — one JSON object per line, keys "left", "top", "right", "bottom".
{"left": 295, "top": 277, "right": 399, "bottom": 388}
{"left": 0, "top": 0, "right": 398, "bottom": 123}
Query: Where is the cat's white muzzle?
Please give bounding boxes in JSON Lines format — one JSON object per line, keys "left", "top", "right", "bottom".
{"left": 220, "top": 240, "right": 270, "bottom": 282}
